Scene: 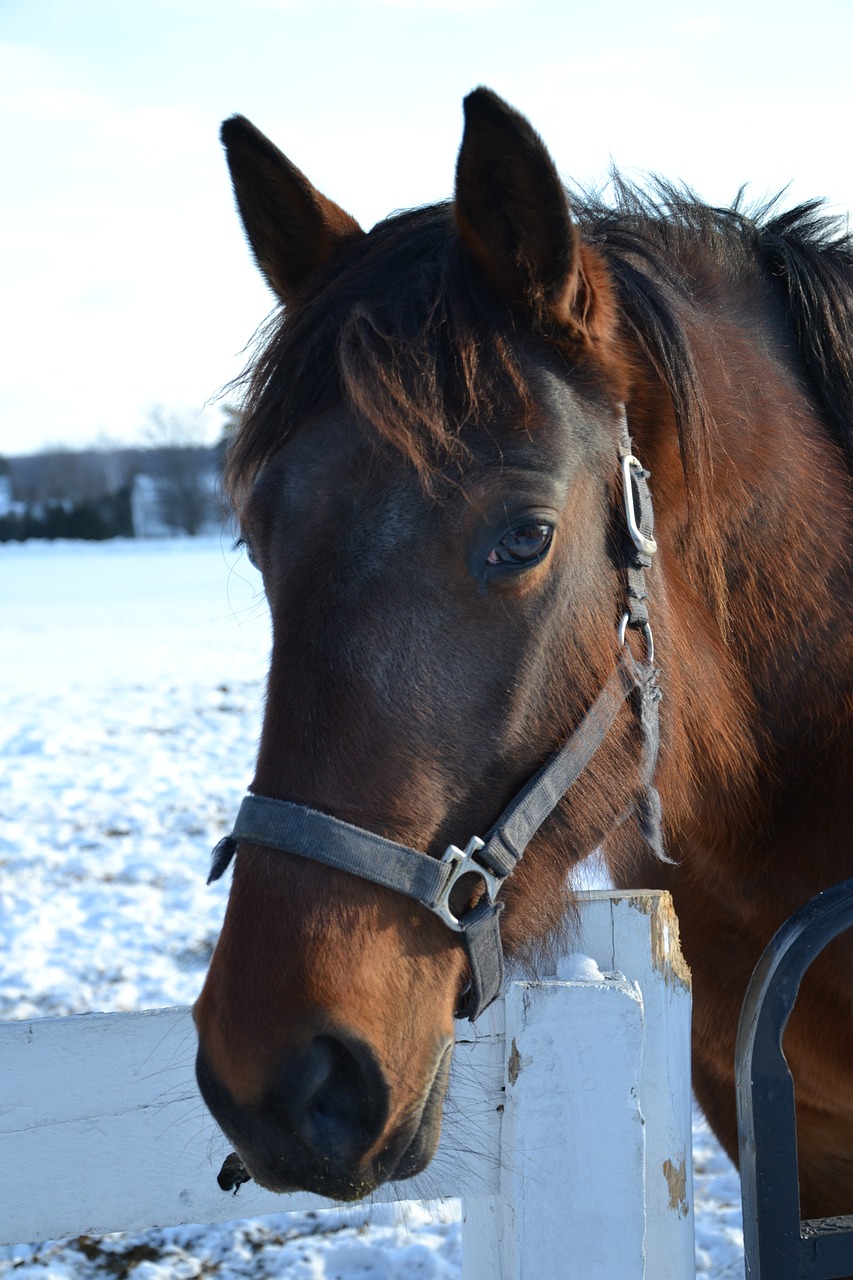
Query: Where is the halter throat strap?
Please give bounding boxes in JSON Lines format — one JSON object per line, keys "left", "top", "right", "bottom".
{"left": 208, "top": 424, "right": 665, "bottom": 1021}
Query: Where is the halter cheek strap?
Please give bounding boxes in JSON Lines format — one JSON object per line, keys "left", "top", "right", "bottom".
{"left": 208, "top": 424, "right": 667, "bottom": 1021}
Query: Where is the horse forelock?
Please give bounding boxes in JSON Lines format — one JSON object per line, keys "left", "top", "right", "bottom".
{"left": 222, "top": 204, "right": 541, "bottom": 503}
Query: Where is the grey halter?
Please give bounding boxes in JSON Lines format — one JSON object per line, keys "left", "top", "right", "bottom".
{"left": 209, "top": 421, "right": 665, "bottom": 1021}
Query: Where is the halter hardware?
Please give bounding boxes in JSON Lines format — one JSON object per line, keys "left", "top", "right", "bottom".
{"left": 430, "top": 836, "right": 503, "bottom": 931}
{"left": 621, "top": 452, "right": 658, "bottom": 557}
{"left": 619, "top": 613, "right": 654, "bottom": 664}
{"left": 209, "top": 415, "right": 666, "bottom": 1020}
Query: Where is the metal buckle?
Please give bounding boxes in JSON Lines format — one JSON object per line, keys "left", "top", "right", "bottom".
{"left": 429, "top": 836, "right": 504, "bottom": 932}
{"left": 621, "top": 453, "right": 658, "bottom": 558}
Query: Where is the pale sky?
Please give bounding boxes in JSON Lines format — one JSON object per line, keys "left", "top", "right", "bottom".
{"left": 2, "top": 0, "right": 851, "bottom": 456}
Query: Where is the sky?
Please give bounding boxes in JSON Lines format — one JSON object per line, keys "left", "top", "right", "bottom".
{"left": 1, "top": 0, "right": 852, "bottom": 457}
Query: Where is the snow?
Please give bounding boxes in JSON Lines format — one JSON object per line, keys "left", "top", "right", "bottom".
{"left": 0, "top": 536, "right": 744, "bottom": 1277}
{"left": 556, "top": 952, "right": 605, "bottom": 982}
{"left": 0, "top": 1204, "right": 462, "bottom": 1280}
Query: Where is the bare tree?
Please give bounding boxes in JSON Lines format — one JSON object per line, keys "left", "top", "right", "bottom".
{"left": 12, "top": 446, "right": 125, "bottom": 505}
{"left": 142, "top": 408, "right": 217, "bottom": 536}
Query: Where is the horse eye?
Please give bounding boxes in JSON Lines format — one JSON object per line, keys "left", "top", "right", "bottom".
{"left": 234, "top": 536, "right": 259, "bottom": 569}
{"left": 486, "top": 523, "right": 553, "bottom": 567}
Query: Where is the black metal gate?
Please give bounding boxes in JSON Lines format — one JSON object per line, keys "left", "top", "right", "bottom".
{"left": 736, "top": 878, "right": 853, "bottom": 1279}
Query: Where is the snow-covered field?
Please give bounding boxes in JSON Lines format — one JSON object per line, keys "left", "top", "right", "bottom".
{"left": 0, "top": 536, "right": 744, "bottom": 1277}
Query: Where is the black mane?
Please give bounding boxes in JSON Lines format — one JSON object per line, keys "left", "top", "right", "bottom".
{"left": 575, "top": 178, "right": 853, "bottom": 462}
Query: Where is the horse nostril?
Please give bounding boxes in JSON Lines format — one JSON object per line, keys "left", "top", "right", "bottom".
{"left": 273, "top": 1033, "right": 389, "bottom": 1167}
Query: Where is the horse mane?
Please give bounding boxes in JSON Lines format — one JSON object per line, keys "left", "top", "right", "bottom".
{"left": 223, "top": 179, "right": 853, "bottom": 516}
{"left": 576, "top": 177, "right": 853, "bottom": 464}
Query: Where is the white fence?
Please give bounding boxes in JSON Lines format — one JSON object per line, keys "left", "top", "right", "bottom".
{"left": 0, "top": 889, "right": 694, "bottom": 1278}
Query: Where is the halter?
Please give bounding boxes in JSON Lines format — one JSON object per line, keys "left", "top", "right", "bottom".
{"left": 208, "top": 417, "right": 666, "bottom": 1020}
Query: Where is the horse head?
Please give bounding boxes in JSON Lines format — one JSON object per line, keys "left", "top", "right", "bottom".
{"left": 193, "top": 88, "right": 665, "bottom": 1200}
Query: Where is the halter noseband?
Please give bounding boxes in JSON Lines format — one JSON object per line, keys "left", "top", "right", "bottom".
{"left": 208, "top": 418, "right": 666, "bottom": 1021}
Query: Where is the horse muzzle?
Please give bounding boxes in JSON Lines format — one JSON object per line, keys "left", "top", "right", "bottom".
{"left": 195, "top": 1030, "right": 453, "bottom": 1200}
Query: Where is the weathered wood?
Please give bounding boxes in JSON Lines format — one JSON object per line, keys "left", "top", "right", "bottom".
{"left": 0, "top": 890, "right": 693, "bottom": 1280}
{"left": 575, "top": 890, "right": 695, "bottom": 1278}
{"left": 0, "top": 1004, "right": 503, "bottom": 1243}
{"left": 462, "top": 889, "right": 694, "bottom": 1280}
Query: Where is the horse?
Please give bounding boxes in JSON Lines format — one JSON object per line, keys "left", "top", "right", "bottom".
{"left": 193, "top": 87, "right": 853, "bottom": 1219}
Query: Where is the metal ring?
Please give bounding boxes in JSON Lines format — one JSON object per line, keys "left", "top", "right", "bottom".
{"left": 619, "top": 613, "right": 655, "bottom": 664}
{"left": 429, "top": 836, "right": 504, "bottom": 932}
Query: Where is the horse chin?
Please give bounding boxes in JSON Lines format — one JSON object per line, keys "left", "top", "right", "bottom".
{"left": 382, "top": 1041, "right": 453, "bottom": 1184}
{"left": 246, "top": 1161, "right": 376, "bottom": 1202}
{"left": 224, "top": 1138, "right": 382, "bottom": 1201}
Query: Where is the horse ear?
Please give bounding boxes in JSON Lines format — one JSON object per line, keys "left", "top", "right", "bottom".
{"left": 454, "top": 88, "right": 581, "bottom": 326}
{"left": 220, "top": 115, "right": 365, "bottom": 302}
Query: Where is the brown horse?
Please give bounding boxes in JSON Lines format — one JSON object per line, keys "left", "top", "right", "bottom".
{"left": 193, "top": 88, "right": 853, "bottom": 1217}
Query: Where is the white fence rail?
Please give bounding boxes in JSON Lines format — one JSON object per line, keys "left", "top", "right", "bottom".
{"left": 0, "top": 890, "right": 694, "bottom": 1278}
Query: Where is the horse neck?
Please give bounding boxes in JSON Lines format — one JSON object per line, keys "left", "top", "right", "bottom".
{"left": 629, "top": 301, "right": 853, "bottom": 856}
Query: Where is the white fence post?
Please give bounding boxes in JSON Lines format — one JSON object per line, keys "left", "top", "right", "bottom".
{"left": 461, "top": 889, "right": 694, "bottom": 1279}
{"left": 575, "top": 890, "right": 695, "bottom": 1278}
{"left": 0, "top": 890, "right": 693, "bottom": 1278}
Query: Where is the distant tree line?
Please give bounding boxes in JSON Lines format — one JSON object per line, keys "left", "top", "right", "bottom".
{"left": 0, "top": 488, "right": 134, "bottom": 541}
{"left": 0, "top": 409, "right": 238, "bottom": 542}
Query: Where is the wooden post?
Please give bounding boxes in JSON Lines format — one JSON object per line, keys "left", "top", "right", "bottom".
{"left": 0, "top": 890, "right": 692, "bottom": 1279}
{"left": 461, "top": 890, "right": 694, "bottom": 1279}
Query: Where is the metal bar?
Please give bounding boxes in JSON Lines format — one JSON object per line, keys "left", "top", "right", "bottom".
{"left": 736, "top": 879, "right": 853, "bottom": 1279}
{"left": 801, "top": 1216, "right": 853, "bottom": 1280}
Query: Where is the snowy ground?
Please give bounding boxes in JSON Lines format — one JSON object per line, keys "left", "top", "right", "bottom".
{"left": 0, "top": 536, "right": 744, "bottom": 1277}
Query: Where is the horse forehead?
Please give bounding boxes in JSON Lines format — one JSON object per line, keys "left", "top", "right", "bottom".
{"left": 350, "top": 477, "right": 421, "bottom": 549}
{"left": 250, "top": 415, "right": 434, "bottom": 588}
{"left": 250, "top": 373, "right": 613, "bottom": 549}
{"left": 249, "top": 411, "right": 417, "bottom": 518}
